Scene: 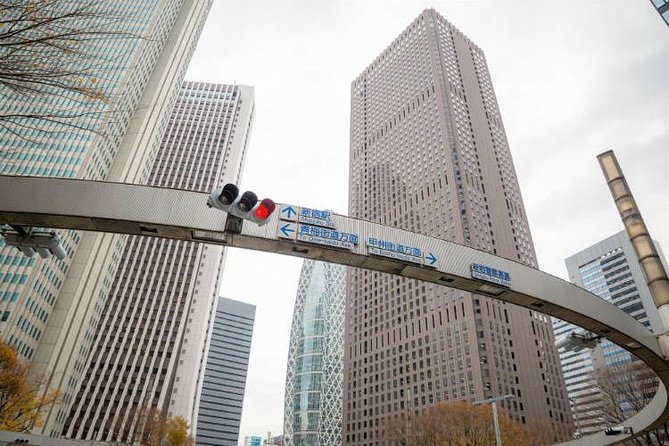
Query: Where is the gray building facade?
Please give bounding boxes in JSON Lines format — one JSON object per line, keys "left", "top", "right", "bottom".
{"left": 554, "top": 230, "right": 665, "bottom": 435}
{"left": 283, "top": 260, "right": 345, "bottom": 446}
{"left": 650, "top": 0, "right": 669, "bottom": 25}
{"left": 346, "top": 9, "right": 572, "bottom": 445}
{"left": 198, "top": 298, "right": 256, "bottom": 446}
{"left": 63, "top": 83, "right": 254, "bottom": 442}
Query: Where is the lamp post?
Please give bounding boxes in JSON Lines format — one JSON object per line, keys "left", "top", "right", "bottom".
{"left": 474, "top": 394, "right": 515, "bottom": 446}
{"left": 570, "top": 398, "right": 582, "bottom": 441}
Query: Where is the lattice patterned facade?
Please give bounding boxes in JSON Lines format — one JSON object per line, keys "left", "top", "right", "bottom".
{"left": 284, "top": 260, "right": 345, "bottom": 446}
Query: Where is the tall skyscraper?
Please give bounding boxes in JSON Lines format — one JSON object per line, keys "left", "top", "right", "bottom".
{"left": 554, "top": 230, "right": 665, "bottom": 435}
{"left": 283, "top": 260, "right": 345, "bottom": 446}
{"left": 346, "top": 9, "right": 572, "bottom": 444}
{"left": 0, "top": 0, "right": 213, "bottom": 436}
{"left": 650, "top": 0, "right": 669, "bottom": 25}
{"left": 197, "top": 297, "right": 256, "bottom": 446}
{"left": 62, "top": 82, "right": 254, "bottom": 442}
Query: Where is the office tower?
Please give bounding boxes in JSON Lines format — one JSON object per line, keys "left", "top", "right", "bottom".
{"left": 650, "top": 0, "right": 669, "bottom": 25}
{"left": 197, "top": 297, "right": 256, "bottom": 446}
{"left": 63, "top": 83, "right": 254, "bottom": 442}
{"left": 283, "top": 260, "right": 346, "bottom": 446}
{"left": 0, "top": 0, "right": 213, "bottom": 436}
{"left": 244, "top": 437, "right": 263, "bottom": 446}
{"left": 346, "top": 9, "right": 572, "bottom": 445}
{"left": 265, "top": 434, "right": 284, "bottom": 445}
{"left": 554, "top": 230, "right": 665, "bottom": 435}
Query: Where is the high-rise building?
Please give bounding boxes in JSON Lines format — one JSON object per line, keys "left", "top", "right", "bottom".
{"left": 554, "top": 230, "right": 665, "bottom": 435}
{"left": 0, "top": 0, "right": 213, "bottom": 436}
{"left": 265, "top": 434, "right": 284, "bottom": 445}
{"left": 197, "top": 297, "right": 256, "bottom": 446}
{"left": 346, "top": 9, "right": 572, "bottom": 444}
{"left": 63, "top": 82, "right": 254, "bottom": 442}
{"left": 649, "top": 0, "right": 669, "bottom": 25}
{"left": 283, "top": 260, "right": 345, "bottom": 446}
{"left": 244, "top": 436, "right": 263, "bottom": 446}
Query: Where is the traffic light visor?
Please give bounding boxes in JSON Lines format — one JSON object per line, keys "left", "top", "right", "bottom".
{"left": 218, "top": 183, "right": 239, "bottom": 205}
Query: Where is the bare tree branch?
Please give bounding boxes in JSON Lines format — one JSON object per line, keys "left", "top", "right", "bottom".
{"left": 593, "top": 361, "right": 666, "bottom": 445}
{"left": 0, "top": 0, "right": 148, "bottom": 139}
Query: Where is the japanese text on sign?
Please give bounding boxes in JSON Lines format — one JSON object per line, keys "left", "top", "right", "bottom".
{"left": 297, "top": 224, "right": 358, "bottom": 250}
{"left": 299, "top": 207, "right": 336, "bottom": 228}
{"left": 368, "top": 246, "right": 423, "bottom": 265}
{"left": 367, "top": 237, "right": 422, "bottom": 258}
{"left": 471, "top": 263, "right": 511, "bottom": 287}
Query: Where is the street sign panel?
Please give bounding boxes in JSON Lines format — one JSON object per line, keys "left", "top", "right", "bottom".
{"left": 298, "top": 207, "right": 336, "bottom": 228}
{"left": 296, "top": 224, "right": 357, "bottom": 250}
{"left": 278, "top": 222, "right": 297, "bottom": 240}
{"left": 471, "top": 263, "right": 511, "bottom": 287}
{"left": 279, "top": 204, "right": 298, "bottom": 222}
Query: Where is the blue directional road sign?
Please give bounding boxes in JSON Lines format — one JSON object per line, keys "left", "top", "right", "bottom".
{"left": 425, "top": 252, "right": 437, "bottom": 266}
{"left": 278, "top": 222, "right": 297, "bottom": 240}
{"left": 471, "top": 263, "right": 511, "bottom": 287}
{"left": 280, "top": 204, "right": 298, "bottom": 222}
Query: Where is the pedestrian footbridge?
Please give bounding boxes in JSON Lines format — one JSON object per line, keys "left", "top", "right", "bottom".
{"left": 0, "top": 175, "right": 666, "bottom": 445}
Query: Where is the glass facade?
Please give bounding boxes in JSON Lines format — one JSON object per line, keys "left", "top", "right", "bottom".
{"left": 554, "top": 230, "right": 664, "bottom": 434}
{"left": 198, "top": 298, "right": 256, "bottom": 446}
{"left": 284, "top": 260, "right": 345, "bottom": 446}
{"left": 0, "top": 1, "right": 213, "bottom": 436}
{"left": 650, "top": 0, "right": 669, "bottom": 25}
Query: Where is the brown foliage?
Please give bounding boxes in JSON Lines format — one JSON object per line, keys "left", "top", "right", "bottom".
{"left": 0, "top": 340, "right": 59, "bottom": 431}
{"left": 383, "top": 401, "right": 547, "bottom": 446}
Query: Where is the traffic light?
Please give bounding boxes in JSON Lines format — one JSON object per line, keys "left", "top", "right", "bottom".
{"left": 207, "top": 183, "right": 276, "bottom": 226}
{"left": 0, "top": 227, "right": 67, "bottom": 260}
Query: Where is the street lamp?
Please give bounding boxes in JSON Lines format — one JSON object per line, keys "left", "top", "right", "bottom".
{"left": 474, "top": 394, "right": 514, "bottom": 446}
{"left": 570, "top": 397, "right": 582, "bottom": 441}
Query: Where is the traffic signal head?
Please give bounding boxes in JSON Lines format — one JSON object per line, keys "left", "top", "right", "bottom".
{"left": 217, "top": 183, "right": 239, "bottom": 206}
{"left": 0, "top": 228, "right": 67, "bottom": 260}
{"left": 604, "top": 426, "right": 632, "bottom": 436}
{"left": 253, "top": 198, "right": 276, "bottom": 221}
{"left": 238, "top": 191, "right": 257, "bottom": 212}
{"left": 208, "top": 184, "right": 276, "bottom": 226}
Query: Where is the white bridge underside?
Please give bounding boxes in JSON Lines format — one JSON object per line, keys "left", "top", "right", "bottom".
{"left": 0, "top": 175, "right": 667, "bottom": 445}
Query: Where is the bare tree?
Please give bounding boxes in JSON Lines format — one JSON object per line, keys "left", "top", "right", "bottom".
{"left": 595, "top": 361, "right": 668, "bottom": 445}
{"left": 0, "top": 0, "right": 143, "bottom": 137}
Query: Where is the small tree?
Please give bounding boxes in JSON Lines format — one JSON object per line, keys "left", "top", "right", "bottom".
{"left": 136, "top": 407, "right": 192, "bottom": 446}
{"left": 165, "top": 416, "right": 190, "bottom": 446}
{"left": 0, "top": 340, "right": 59, "bottom": 431}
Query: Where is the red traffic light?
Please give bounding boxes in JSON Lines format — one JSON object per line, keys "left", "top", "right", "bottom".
{"left": 254, "top": 198, "right": 276, "bottom": 221}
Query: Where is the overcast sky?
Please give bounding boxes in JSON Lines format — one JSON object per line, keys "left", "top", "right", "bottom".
{"left": 185, "top": 0, "right": 669, "bottom": 442}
